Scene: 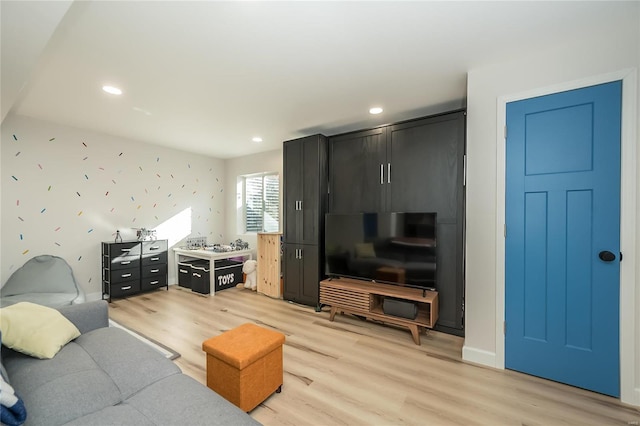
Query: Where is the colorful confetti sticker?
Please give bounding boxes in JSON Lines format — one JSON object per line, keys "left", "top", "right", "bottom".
{"left": 137, "top": 205, "right": 142, "bottom": 210}
{"left": 112, "top": 179, "right": 116, "bottom": 184}
{"left": 48, "top": 186, "right": 52, "bottom": 191}
{"left": 16, "top": 200, "right": 19, "bottom": 206}
{"left": 99, "top": 167, "right": 105, "bottom": 171}
{"left": 181, "top": 184, "right": 185, "bottom": 188}
{"left": 196, "top": 178, "right": 199, "bottom": 183}
{"left": 157, "top": 186, "right": 161, "bottom": 190}
{"left": 38, "top": 164, "right": 43, "bottom": 169}
{"left": 83, "top": 157, "right": 88, "bottom": 161}
{"left": 173, "top": 204, "right": 177, "bottom": 207}
{"left": 220, "top": 189, "right": 223, "bottom": 192}
{"left": 55, "top": 242, "right": 61, "bottom": 246}
{"left": 49, "top": 137, "right": 55, "bottom": 141}
{"left": 20, "top": 234, "right": 23, "bottom": 240}
{"left": 216, "top": 178, "right": 219, "bottom": 182}
{"left": 15, "top": 151, "right": 20, "bottom": 156}
{"left": 110, "top": 208, "right": 115, "bottom": 212}
{"left": 78, "top": 256, "right": 82, "bottom": 261}
{"left": 82, "top": 142, "right": 87, "bottom": 147}
{"left": 85, "top": 174, "right": 89, "bottom": 179}
{"left": 13, "top": 134, "right": 17, "bottom": 140}
{"left": 105, "top": 191, "right": 109, "bottom": 196}
{"left": 41, "top": 208, "right": 46, "bottom": 213}
{"left": 132, "top": 218, "right": 136, "bottom": 222}
{"left": 144, "top": 189, "right": 148, "bottom": 194}
{"left": 12, "top": 175, "right": 18, "bottom": 181}
{"left": 131, "top": 196, "right": 135, "bottom": 201}
{"left": 171, "top": 174, "right": 174, "bottom": 179}
{"left": 139, "top": 166, "right": 143, "bottom": 171}
{"left": 153, "top": 203, "right": 157, "bottom": 208}
{"left": 55, "top": 227, "right": 61, "bottom": 231}
{"left": 22, "top": 250, "right": 29, "bottom": 255}
{"left": 167, "top": 193, "right": 172, "bottom": 197}
{"left": 157, "top": 157, "right": 160, "bottom": 162}
{"left": 76, "top": 192, "right": 81, "bottom": 197}
{"left": 18, "top": 216, "right": 24, "bottom": 222}
{"left": 88, "top": 277, "right": 92, "bottom": 283}
{"left": 188, "top": 164, "right": 191, "bottom": 168}
{"left": 193, "top": 191, "right": 197, "bottom": 195}
{"left": 87, "top": 229, "right": 93, "bottom": 233}
{"left": 156, "top": 173, "right": 161, "bottom": 178}
{"left": 78, "top": 211, "right": 83, "bottom": 216}
{"left": 119, "top": 152, "right": 123, "bottom": 156}
{"left": 154, "top": 216, "right": 158, "bottom": 220}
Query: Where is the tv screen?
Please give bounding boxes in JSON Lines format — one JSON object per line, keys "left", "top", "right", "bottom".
{"left": 324, "top": 212, "right": 437, "bottom": 290}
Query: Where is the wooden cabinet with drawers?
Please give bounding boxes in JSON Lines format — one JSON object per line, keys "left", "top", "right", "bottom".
{"left": 102, "top": 240, "right": 168, "bottom": 300}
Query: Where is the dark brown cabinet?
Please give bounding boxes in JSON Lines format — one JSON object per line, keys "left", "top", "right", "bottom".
{"left": 328, "top": 110, "right": 466, "bottom": 335}
{"left": 282, "top": 134, "right": 327, "bottom": 307}
{"left": 102, "top": 240, "right": 168, "bottom": 300}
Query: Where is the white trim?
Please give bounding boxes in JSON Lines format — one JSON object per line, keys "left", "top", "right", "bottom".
{"left": 495, "top": 68, "right": 638, "bottom": 405}
{"left": 462, "top": 345, "right": 497, "bottom": 368}
{"left": 85, "top": 291, "right": 103, "bottom": 302}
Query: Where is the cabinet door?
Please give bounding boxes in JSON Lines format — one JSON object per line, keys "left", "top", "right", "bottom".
{"left": 300, "top": 136, "right": 326, "bottom": 245}
{"left": 283, "top": 141, "right": 303, "bottom": 243}
{"left": 299, "top": 244, "right": 320, "bottom": 306}
{"left": 329, "top": 127, "right": 387, "bottom": 213}
{"left": 387, "top": 111, "right": 465, "bottom": 216}
{"left": 282, "top": 243, "right": 301, "bottom": 301}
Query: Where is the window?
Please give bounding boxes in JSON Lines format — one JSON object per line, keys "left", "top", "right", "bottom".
{"left": 244, "top": 173, "right": 280, "bottom": 233}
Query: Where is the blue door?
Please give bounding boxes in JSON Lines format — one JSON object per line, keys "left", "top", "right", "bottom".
{"left": 505, "top": 81, "right": 622, "bottom": 397}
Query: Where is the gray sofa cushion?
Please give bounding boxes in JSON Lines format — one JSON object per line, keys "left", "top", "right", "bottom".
{"left": 3, "top": 343, "right": 122, "bottom": 426}
{"left": 127, "top": 374, "right": 260, "bottom": 425}
{"left": 74, "top": 327, "right": 180, "bottom": 399}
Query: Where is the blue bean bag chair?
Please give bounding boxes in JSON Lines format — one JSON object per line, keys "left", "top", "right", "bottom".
{"left": 0, "top": 255, "right": 85, "bottom": 308}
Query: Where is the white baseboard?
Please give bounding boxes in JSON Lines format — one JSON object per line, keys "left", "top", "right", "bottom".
{"left": 462, "top": 345, "right": 498, "bottom": 368}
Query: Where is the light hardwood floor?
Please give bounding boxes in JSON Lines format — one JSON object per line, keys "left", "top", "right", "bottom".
{"left": 108, "top": 286, "right": 640, "bottom": 425}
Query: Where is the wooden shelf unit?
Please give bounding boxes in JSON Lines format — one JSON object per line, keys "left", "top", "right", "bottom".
{"left": 257, "top": 232, "right": 282, "bottom": 298}
{"left": 319, "top": 278, "right": 438, "bottom": 345}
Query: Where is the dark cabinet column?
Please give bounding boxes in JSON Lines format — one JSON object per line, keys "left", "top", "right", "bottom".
{"left": 282, "top": 134, "right": 327, "bottom": 308}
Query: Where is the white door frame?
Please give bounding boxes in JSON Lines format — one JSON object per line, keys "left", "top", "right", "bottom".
{"left": 495, "top": 68, "right": 638, "bottom": 405}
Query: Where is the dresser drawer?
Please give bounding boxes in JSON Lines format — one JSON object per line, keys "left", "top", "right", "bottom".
{"left": 141, "top": 251, "right": 167, "bottom": 266}
{"left": 110, "top": 281, "right": 141, "bottom": 298}
{"left": 141, "top": 276, "right": 167, "bottom": 292}
{"left": 109, "top": 256, "right": 141, "bottom": 270}
{"left": 142, "top": 263, "right": 167, "bottom": 278}
{"left": 142, "top": 240, "right": 168, "bottom": 254}
{"left": 106, "top": 267, "right": 141, "bottom": 284}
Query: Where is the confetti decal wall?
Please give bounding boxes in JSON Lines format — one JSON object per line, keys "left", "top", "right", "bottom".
{"left": 1, "top": 115, "right": 226, "bottom": 297}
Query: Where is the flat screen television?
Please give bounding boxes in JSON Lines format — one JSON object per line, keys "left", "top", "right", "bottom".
{"left": 324, "top": 212, "right": 437, "bottom": 290}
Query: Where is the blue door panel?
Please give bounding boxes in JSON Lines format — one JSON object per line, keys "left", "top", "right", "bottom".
{"left": 506, "top": 81, "right": 621, "bottom": 397}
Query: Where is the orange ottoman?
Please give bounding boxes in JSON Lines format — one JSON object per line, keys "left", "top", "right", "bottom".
{"left": 202, "top": 323, "right": 285, "bottom": 412}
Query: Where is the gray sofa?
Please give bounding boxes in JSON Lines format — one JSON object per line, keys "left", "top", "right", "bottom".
{"left": 1, "top": 301, "right": 260, "bottom": 426}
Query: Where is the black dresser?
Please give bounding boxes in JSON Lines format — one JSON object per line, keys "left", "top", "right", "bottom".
{"left": 102, "top": 240, "right": 168, "bottom": 300}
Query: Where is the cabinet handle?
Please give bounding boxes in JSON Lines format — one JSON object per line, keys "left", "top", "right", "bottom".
{"left": 121, "top": 248, "right": 131, "bottom": 252}
{"left": 299, "top": 200, "right": 302, "bottom": 210}
{"left": 380, "top": 164, "right": 384, "bottom": 184}
{"left": 179, "top": 269, "right": 188, "bottom": 273}
{"left": 121, "top": 273, "right": 132, "bottom": 278}
{"left": 193, "top": 273, "right": 201, "bottom": 278}
{"left": 388, "top": 163, "right": 391, "bottom": 183}
{"left": 151, "top": 257, "right": 159, "bottom": 261}
{"left": 150, "top": 280, "right": 159, "bottom": 285}
{"left": 121, "top": 286, "right": 132, "bottom": 291}
{"left": 150, "top": 269, "right": 159, "bottom": 273}
{"left": 121, "top": 261, "right": 131, "bottom": 265}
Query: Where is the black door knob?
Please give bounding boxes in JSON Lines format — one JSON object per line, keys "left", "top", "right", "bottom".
{"left": 598, "top": 251, "right": 616, "bottom": 262}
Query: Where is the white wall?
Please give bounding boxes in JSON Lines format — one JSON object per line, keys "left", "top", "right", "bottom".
{"left": 1, "top": 114, "right": 225, "bottom": 297}
{"left": 224, "top": 148, "right": 283, "bottom": 250}
{"left": 464, "top": 7, "right": 640, "bottom": 406}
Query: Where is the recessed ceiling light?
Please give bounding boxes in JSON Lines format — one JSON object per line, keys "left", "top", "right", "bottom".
{"left": 102, "top": 85, "right": 123, "bottom": 95}
{"left": 252, "top": 137, "right": 263, "bottom": 143}
{"left": 369, "top": 107, "right": 383, "bottom": 115}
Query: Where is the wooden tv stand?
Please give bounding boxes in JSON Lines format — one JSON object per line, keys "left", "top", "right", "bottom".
{"left": 319, "top": 278, "right": 438, "bottom": 345}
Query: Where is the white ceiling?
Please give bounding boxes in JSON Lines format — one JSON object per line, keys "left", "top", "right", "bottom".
{"left": 2, "top": 1, "right": 635, "bottom": 159}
